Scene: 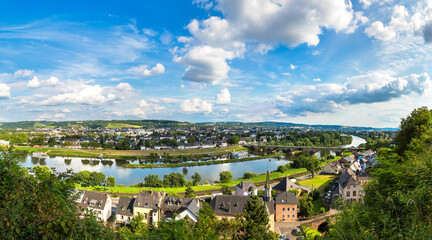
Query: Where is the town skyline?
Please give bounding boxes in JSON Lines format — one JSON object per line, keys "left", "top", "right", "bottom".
{"left": 1, "top": 0, "right": 432, "bottom": 127}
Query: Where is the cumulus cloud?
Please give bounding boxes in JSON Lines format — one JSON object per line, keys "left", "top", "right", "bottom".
{"left": 40, "top": 84, "right": 117, "bottom": 105}
{"left": 0, "top": 83, "right": 11, "bottom": 99}
{"left": 174, "top": 45, "right": 234, "bottom": 84}
{"left": 423, "top": 21, "right": 432, "bottom": 43}
{"left": 290, "top": 64, "right": 297, "bottom": 70}
{"left": 180, "top": 98, "right": 213, "bottom": 113}
{"left": 116, "top": 82, "right": 133, "bottom": 91}
{"left": 45, "top": 76, "right": 59, "bottom": 86}
{"left": 282, "top": 72, "right": 291, "bottom": 76}
{"left": 313, "top": 78, "right": 321, "bottom": 82}
{"left": 216, "top": 88, "right": 231, "bottom": 104}
{"left": 128, "top": 63, "right": 165, "bottom": 77}
{"left": 27, "top": 76, "right": 41, "bottom": 88}
{"left": 275, "top": 72, "right": 432, "bottom": 115}
{"left": 14, "top": 69, "right": 34, "bottom": 78}
{"left": 114, "top": 99, "right": 166, "bottom": 118}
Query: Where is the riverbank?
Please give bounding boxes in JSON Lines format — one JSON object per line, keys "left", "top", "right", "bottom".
{"left": 11, "top": 145, "right": 248, "bottom": 159}
{"left": 123, "top": 152, "right": 285, "bottom": 168}
{"left": 77, "top": 157, "right": 339, "bottom": 195}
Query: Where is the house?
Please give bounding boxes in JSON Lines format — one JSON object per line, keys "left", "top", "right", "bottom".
{"left": 116, "top": 197, "right": 135, "bottom": 224}
{"left": 201, "top": 141, "right": 216, "bottom": 149}
{"left": 0, "top": 140, "right": 10, "bottom": 146}
{"left": 334, "top": 165, "right": 372, "bottom": 203}
{"left": 133, "top": 190, "right": 165, "bottom": 226}
{"left": 273, "top": 176, "right": 303, "bottom": 193}
{"left": 275, "top": 192, "right": 298, "bottom": 222}
{"left": 235, "top": 180, "right": 257, "bottom": 196}
{"left": 210, "top": 195, "right": 251, "bottom": 220}
{"left": 322, "top": 160, "right": 342, "bottom": 174}
{"left": 340, "top": 155, "right": 356, "bottom": 165}
{"left": 161, "top": 197, "right": 201, "bottom": 222}
{"left": 78, "top": 191, "right": 112, "bottom": 222}
{"left": 231, "top": 151, "right": 249, "bottom": 159}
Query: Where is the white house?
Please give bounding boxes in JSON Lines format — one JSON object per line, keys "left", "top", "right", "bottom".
{"left": 78, "top": 191, "right": 112, "bottom": 222}
{"left": 235, "top": 181, "right": 258, "bottom": 196}
{"left": 116, "top": 196, "right": 134, "bottom": 225}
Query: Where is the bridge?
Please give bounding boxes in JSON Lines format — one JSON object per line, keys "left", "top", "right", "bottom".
{"left": 300, "top": 209, "right": 340, "bottom": 231}
{"left": 243, "top": 144, "right": 366, "bottom": 156}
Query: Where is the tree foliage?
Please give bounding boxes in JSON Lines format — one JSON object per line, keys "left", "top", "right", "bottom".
{"left": 219, "top": 171, "right": 233, "bottom": 183}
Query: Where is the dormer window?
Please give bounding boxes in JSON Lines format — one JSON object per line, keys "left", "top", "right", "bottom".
{"left": 282, "top": 200, "right": 284, "bottom": 203}
{"left": 234, "top": 203, "right": 239, "bottom": 207}
{"left": 145, "top": 203, "right": 148, "bottom": 206}
{"left": 121, "top": 206, "right": 125, "bottom": 210}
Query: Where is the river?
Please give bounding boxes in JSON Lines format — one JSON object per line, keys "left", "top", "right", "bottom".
{"left": 17, "top": 154, "right": 292, "bottom": 186}
{"left": 17, "top": 135, "right": 366, "bottom": 186}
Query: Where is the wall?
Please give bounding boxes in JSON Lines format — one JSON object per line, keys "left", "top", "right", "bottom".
{"left": 275, "top": 203, "right": 297, "bottom": 222}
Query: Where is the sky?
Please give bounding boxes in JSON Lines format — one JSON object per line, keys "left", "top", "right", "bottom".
{"left": 1, "top": 0, "right": 432, "bottom": 128}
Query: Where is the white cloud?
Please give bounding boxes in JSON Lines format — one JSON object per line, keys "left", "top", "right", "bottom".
{"left": 313, "top": 78, "right": 321, "bottom": 82}
{"left": 62, "top": 108, "right": 71, "bottom": 113}
{"left": 40, "top": 84, "right": 117, "bottom": 105}
{"left": 128, "top": 63, "right": 165, "bottom": 77}
{"left": 216, "top": 88, "right": 231, "bottom": 104}
{"left": 290, "top": 64, "right": 297, "bottom": 70}
{"left": 180, "top": 98, "right": 213, "bottom": 113}
{"left": 282, "top": 72, "right": 291, "bottom": 76}
{"left": 27, "top": 76, "right": 41, "bottom": 88}
{"left": 0, "top": 83, "right": 10, "bottom": 99}
{"left": 54, "top": 113, "right": 66, "bottom": 118}
{"left": 142, "top": 28, "right": 157, "bottom": 36}
{"left": 44, "top": 76, "right": 59, "bottom": 86}
{"left": 116, "top": 82, "right": 133, "bottom": 91}
{"left": 14, "top": 69, "right": 34, "bottom": 78}
{"left": 365, "top": 21, "right": 396, "bottom": 41}
{"left": 174, "top": 45, "right": 234, "bottom": 85}
{"left": 275, "top": 72, "right": 432, "bottom": 115}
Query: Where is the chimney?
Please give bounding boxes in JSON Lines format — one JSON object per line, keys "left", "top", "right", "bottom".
{"left": 228, "top": 203, "right": 231, "bottom": 214}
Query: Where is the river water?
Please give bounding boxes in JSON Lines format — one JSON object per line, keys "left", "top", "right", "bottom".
{"left": 17, "top": 135, "right": 366, "bottom": 186}
{"left": 17, "top": 154, "right": 293, "bottom": 186}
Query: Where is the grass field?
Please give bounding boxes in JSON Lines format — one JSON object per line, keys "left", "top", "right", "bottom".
{"left": 297, "top": 174, "right": 337, "bottom": 190}
{"left": 14, "top": 145, "right": 248, "bottom": 158}
{"left": 106, "top": 123, "right": 142, "bottom": 128}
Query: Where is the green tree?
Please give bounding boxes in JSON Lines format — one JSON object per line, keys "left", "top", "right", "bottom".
{"left": 301, "top": 155, "right": 321, "bottom": 177}
{"left": 106, "top": 176, "right": 116, "bottom": 187}
{"left": 193, "top": 203, "right": 219, "bottom": 239}
{"left": 80, "top": 142, "right": 90, "bottom": 148}
{"left": 299, "top": 196, "right": 314, "bottom": 217}
{"left": 75, "top": 170, "right": 91, "bottom": 185}
{"left": 47, "top": 138, "right": 57, "bottom": 147}
{"left": 185, "top": 185, "right": 195, "bottom": 198}
{"left": 227, "top": 136, "right": 240, "bottom": 145}
{"left": 144, "top": 174, "right": 164, "bottom": 187}
{"left": 32, "top": 165, "right": 52, "bottom": 181}
{"left": 163, "top": 172, "right": 187, "bottom": 188}
{"left": 191, "top": 172, "right": 201, "bottom": 185}
{"left": 243, "top": 172, "right": 257, "bottom": 179}
{"left": 221, "top": 185, "right": 232, "bottom": 195}
{"left": 89, "top": 171, "right": 106, "bottom": 186}
{"left": 242, "top": 195, "right": 277, "bottom": 240}
{"left": 30, "top": 136, "right": 44, "bottom": 146}
{"left": 219, "top": 171, "right": 233, "bottom": 183}
{"left": 116, "top": 139, "right": 131, "bottom": 150}
{"left": 187, "top": 136, "right": 196, "bottom": 144}
{"left": 88, "top": 141, "right": 100, "bottom": 149}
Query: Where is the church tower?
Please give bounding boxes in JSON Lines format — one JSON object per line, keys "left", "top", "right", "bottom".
{"left": 264, "top": 163, "right": 272, "bottom": 202}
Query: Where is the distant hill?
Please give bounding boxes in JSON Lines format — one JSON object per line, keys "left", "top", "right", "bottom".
{"left": 0, "top": 119, "right": 398, "bottom": 131}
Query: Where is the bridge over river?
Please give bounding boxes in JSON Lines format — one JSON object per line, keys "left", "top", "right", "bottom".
{"left": 243, "top": 144, "right": 366, "bottom": 156}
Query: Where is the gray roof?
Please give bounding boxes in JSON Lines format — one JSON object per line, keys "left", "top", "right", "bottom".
{"left": 116, "top": 197, "right": 134, "bottom": 216}
{"left": 236, "top": 180, "right": 256, "bottom": 192}
{"left": 273, "top": 177, "right": 301, "bottom": 192}
{"left": 79, "top": 191, "right": 109, "bottom": 211}
{"left": 275, "top": 192, "right": 297, "bottom": 205}
{"left": 160, "top": 196, "right": 201, "bottom": 219}
{"left": 210, "top": 195, "right": 250, "bottom": 216}
{"left": 133, "top": 191, "right": 164, "bottom": 210}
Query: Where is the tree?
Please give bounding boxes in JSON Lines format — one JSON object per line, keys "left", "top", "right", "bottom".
{"left": 30, "top": 136, "right": 44, "bottom": 146}
{"left": 32, "top": 165, "right": 52, "bottom": 181}
{"left": 299, "top": 196, "right": 314, "bottom": 217}
{"left": 221, "top": 185, "right": 232, "bottom": 195}
{"left": 163, "top": 172, "right": 187, "bottom": 188}
{"left": 242, "top": 195, "right": 277, "bottom": 240}
{"left": 187, "top": 137, "right": 196, "bottom": 144}
{"left": 185, "top": 185, "right": 195, "bottom": 198}
{"left": 0, "top": 151, "right": 116, "bottom": 239}
{"left": 144, "top": 174, "right": 164, "bottom": 187}
{"left": 301, "top": 156, "right": 321, "bottom": 177}
{"left": 89, "top": 171, "right": 106, "bottom": 186}
{"left": 47, "top": 138, "right": 57, "bottom": 147}
{"left": 219, "top": 171, "right": 233, "bottom": 183}
{"left": 106, "top": 176, "right": 116, "bottom": 187}
{"left": 191, "top": 172, "right": 201, "bottom": 185}
{"left": 115, "top": 139, "right": 130, "bottom": 150}
{"left": 227, "top": 136, "right": 240, "bottom": 145}
{"left": 194, "top": 203, "right": 219, "bottom": 239}
{"left": 80, "top": 142, "right": 89, "bottom": 148}
{"left": 75, "top": 170, "right": 91, "bottom": 185}
{"left": 243, "top": 172, "right": 257, "bottom": 179}
{"left": 88, "top": 141, "right": 100, "bottom": 149}
{"left": 102, "top": 142, "right": 114, "bottom": 149}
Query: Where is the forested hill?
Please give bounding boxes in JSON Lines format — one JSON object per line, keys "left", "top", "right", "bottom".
{"left": 0, "top": 119, "right": 398, "bottom": 131}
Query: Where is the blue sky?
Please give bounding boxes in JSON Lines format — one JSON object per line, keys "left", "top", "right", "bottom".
{"left": 1, "top": 0, "right": 432, "bottom": 127}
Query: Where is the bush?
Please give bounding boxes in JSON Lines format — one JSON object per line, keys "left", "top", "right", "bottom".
{"left": 276, "top": 165, "right": 287, "bottom": 173}
{"left": 243, "top": 172, "right": 258, "bottom": 179}
{"left": 219, "top": 171, "right": 233, "bottom": 183}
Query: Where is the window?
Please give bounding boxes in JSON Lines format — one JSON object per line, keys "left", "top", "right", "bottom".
{"left": 282, "top": 208, "right": 285, "bottom": 212}
{"left": 292, "top": 214, "right": 295, "bottom": 219}
{"left": 292, "top": 208, "right": 295, "bottom": 212}
{"left": 282, "top": 214, "right": 285, "bottom": 220}
{"left": 287, "top": 215, "right": 290, "bottom": 219}
{"left": 347, "top": 186, "right": 350, "bottom": 189}
{"left": 121, "top": 216, "right": 124, "bottom": 220}
{"left": 281, "top": 200, "right": 284, "bottom": 203}
{"left": 353, "top": 191, "right": 356, "bottom": 196}
{"left": 144, "top": 213, "right": 147, "bottom": 218}
{"left": 346, "top": 191, "right": 350, "bottom": 197}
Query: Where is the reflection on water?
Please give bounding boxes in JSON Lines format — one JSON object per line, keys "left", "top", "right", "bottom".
{"left": 342, "top": 135, "right": 367, "bottom": 148}
{"left": 19, "top": 154, "right": 293, "bottom": 186}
